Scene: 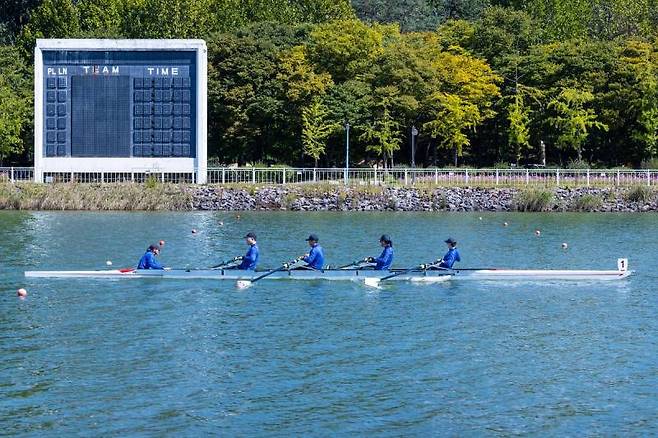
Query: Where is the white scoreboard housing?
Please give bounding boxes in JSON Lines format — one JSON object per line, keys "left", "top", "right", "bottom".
{"left": 34, "top": 39, "right": 207, "bottom": 183}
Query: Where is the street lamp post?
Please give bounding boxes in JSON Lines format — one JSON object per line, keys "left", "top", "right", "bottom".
{"left": 344, "top": 122, "right": 350, "bottom": 185}
{"left": 411, "top": 126, "right": 418, "bottom": 168}
{"left": 411, "top": 126, "right": 418, "bottom": 184}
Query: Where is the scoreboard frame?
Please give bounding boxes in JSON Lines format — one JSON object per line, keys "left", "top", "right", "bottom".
{"left": 34, "top": 39, "right": 207, "bottom": 183}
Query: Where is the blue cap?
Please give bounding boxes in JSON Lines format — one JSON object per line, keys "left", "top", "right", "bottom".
{"left": 305, "top": 234, "right": 319, "bottom": 242}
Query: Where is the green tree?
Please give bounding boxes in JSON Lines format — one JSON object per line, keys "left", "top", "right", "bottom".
{"left": 306, "top": 19, "right": 388, "bottom": 82}
{"left": 277, "top": 45, "right": 333, "bottom": 104}
{"left": 547, "top": 87, "right": 608, "bottom": 161}
{"left": 19, "top": 0, "right": 80, "bottom": 55}
{"left": 421, "top": 49, "right": 500, "bottom": 165}
{"left": 301, "top": 97, "right": 337, "bottom": 165}
{"left": 0, "top": 0, "right": 42, "bottom": 44}
{"left": 616, "top": 40, "right": 658, "bottom": 161}
{"left": 206, "top": 23, "right": 312, "bottom": 164}
{"left": 359, "top": 86, "right": 403, "bottom": 168}
{"left": 126, "top": 0, "right": 218, "bottom": 38}
{"left": 0, "top": 45, "right": 32, "bottom": 164}
{"left": 506, "top": 91, "right": 532, "bottom": 164}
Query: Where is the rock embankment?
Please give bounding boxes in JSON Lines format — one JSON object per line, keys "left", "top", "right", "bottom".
{"left": 190, "top": 186, "right": 658, "bottom": 212}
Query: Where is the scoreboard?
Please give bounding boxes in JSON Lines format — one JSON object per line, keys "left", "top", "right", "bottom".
{"left": 34, "top": 40, "right": 207, "bottom": 183}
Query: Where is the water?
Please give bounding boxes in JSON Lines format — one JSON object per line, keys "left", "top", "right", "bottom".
{"left": 1, "top": 211, "right": 657, "bottom": 435}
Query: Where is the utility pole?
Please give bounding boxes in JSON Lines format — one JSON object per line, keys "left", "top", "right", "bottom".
{"left": 344, "top": 122, "right": 350, "bottom": 185}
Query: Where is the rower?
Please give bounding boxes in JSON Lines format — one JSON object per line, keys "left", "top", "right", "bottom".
{"left": 236, "top": 232, "right": 259, "bottom": 270}
{"left": 436, "top": 237, "right": 460, "bottom": 269}
{"left": 366, "top": 234, "right": 394, "bottom": 270}
{"left": 301, "top": 234, "right": 324, "bottom": 270}
{"left": 137, "top": 244, "right": 164, "bottom": 270}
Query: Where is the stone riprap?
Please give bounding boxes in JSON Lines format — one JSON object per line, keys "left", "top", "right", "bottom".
{"left": 190, "top": 186, "right": 658, "bottom": 212}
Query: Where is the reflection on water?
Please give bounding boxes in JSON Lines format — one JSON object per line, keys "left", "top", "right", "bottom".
{"left": 1, "top": 211, "right": 657, "bottom": 435}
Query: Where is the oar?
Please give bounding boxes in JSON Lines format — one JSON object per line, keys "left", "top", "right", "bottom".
{"left": 338, "top": 258, "right": 373, "bottom": 270}
{"left": 209, "top": 256, "right": 242, "bottom": 270}
{"left": 363, "top": 264, "right": 453, "bottom": 288}
{"left": 236, "top": 258, "right": 301, "bottom": 289}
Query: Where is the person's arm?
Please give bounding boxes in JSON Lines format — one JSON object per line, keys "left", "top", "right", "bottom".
{"left": 149, "top": 253, "right": 164, "bottom": 270}
{"left": 304, "top": 247, "right": 317, "bottom": 264}
{"left": 455, "top": 251, "right": 461, "bottom": 263}
{"left": 243, "top": 246, "right": 257, "bottom": 263}
{"left": 374, "top": 248, "right": 386, "bottom": 264}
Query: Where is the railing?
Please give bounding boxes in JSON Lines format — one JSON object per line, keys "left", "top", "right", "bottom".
{"left": 2, "top": 166, "right": 657, "bottom": 187}
{"left": 0, "top": 167, "right": 34, "bottom": 182}
{"left": 206, "top": 167, "right": 657, "bottom": 187}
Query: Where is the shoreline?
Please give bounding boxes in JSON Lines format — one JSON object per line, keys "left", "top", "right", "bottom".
{"left": 1, "top": 183, "right": 657, "bottom": 212}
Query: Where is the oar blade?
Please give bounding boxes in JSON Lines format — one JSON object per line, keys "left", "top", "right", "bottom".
{"left": 364, "top": 278, "right": 381, "bottom": 289}
{"left": 236, "top": 280, "right": 252, "bottom": 289}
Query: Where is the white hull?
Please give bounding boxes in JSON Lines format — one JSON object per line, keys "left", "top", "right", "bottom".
{"left": 24, "top": 267, "right": 632, "bottom": 282}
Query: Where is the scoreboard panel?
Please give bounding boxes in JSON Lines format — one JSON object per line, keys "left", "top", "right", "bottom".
{"left": 35, "top": 40, "right": 207, "bottom": 183}
{"left": 42, "top": 50, "right": 196, "bottom": 158}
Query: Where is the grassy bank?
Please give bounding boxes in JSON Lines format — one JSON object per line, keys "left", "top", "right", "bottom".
{"left": 1, "top": 182, "right": 656, "bottom": 212}
{"left": 0, "top": 183, "right": 193, "bottom": 210}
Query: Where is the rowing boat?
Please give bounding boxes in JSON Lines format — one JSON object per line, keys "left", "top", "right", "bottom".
{"left": 24, "top": 259, "right": 631, "bottom": 282}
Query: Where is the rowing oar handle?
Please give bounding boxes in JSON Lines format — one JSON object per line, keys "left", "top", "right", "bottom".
{"left": 249, "top": 258, "right": 300, "bottom": 283}
{"left": 379, "top": 266, "right": 422, "bottom": 282}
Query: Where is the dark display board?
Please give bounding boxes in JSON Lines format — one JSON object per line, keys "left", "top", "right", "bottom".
{"left": 71, "top": 76, "right": 131, "bottom": 156}
{"left": 42, "top": 50, "right": 196, "bottom": 158}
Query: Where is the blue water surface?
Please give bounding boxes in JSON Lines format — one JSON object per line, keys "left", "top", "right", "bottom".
{"left": 1, "top": 211, "right": 657, "bottom": 436}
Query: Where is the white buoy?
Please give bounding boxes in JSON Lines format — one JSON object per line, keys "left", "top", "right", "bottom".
{"left": 159, "top": 240, "right": 165, "bottom": 246}
{"left": 562, "top": 242, "right": 568, "bottom": 249}
{"left": 503, "top": 222, "right": 508, "bottom": 227}
{"left": 478, "top": 217, "right": 483, "bottom": 221}
{"left": 106, "top": 260, "right": 113, "bottom": 266}
{"left": 191, "top": 229, "right": 197, "bottom": 234}
{"left": 17, "top": 288, "right": 27, "bottom": 298}
{"left": 535, "top": 230, "right": 541, "bottom": 236}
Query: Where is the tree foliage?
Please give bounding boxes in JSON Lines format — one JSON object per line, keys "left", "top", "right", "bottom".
{"left": 5, "top": 0, "right": 658, "bottom": 167}
{"left": 0, "top": 45, "right": 31, "bottom": 163}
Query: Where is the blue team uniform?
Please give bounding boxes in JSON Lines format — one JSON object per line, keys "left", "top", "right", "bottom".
{"left": 138, "top": 251, "right": 163, "bottom": 270}
{"left": 439, "top": 248, "right": 460, "bottom": 269}
{"left": 238, "top": 243, "right": 259, "bottom": 270}
{"left": 303, "top": 244, "right": 324, "bottom": 270}
{"left": 374, "top": 246, "right": 394, "bottom": 270}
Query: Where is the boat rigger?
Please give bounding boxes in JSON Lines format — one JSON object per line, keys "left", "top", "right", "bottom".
{"left": 24, "top": 259, "right": 632, "bottom": 283}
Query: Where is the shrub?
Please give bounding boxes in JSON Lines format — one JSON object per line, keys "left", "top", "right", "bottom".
{"left": 514, "top": 189, "right": 555, "bottom": 212}
{"left": 640, "top": 158, "right": 658, "bottom": 169}
{"left": 145, "top": 175, "right": 159, "bottom": 189}
{"left": 626, "top": 185, "right": 655, "bottom": 203}
{"left": 574, "top": 194, "right": 603, "bottom": 211}
{"left": 566, "top": 159, "right": 590, "bottom": 169}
